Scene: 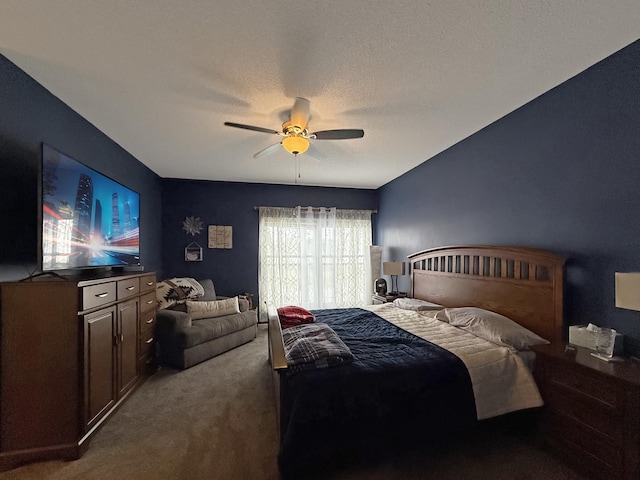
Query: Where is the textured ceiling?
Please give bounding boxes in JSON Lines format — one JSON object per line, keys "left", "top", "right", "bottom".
{"left": 1, "top": 1, "right": 639, "bottom": 189}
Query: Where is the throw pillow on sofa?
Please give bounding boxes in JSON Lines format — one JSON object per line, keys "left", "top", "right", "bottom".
{"left": 156, "top": 278, "right": 205, "bottom": 310}
{"left": 186, "top": 297, "right": 240, "bottom": 319}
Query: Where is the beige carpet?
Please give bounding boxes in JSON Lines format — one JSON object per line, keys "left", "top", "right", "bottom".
{"left": 0, "top": 325, "right": 586, "bottom": 480}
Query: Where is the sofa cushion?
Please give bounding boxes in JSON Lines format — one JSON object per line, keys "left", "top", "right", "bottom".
{"left": 237, "top": 297, "right": 250, "bottom": 312}
{"left": 175, "top": 310, "right": 257, "bottom": 349}
{"left": 198, "top": 279, "right": 217, "bottom": 301}
{"left": 156, "top": 309, "right": 192, "bottom": 333}
{"left": 186, "top": 297, "right": 240, "bottom": 319}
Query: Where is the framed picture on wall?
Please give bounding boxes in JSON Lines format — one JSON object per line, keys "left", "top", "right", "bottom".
{"left": 208, "top": 225, "right": 233, "bottom": 249}
{"left": 185, "top": 242, "right": 203, "bottom": 262}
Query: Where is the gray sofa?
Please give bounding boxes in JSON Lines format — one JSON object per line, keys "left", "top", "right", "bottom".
{"left": 155, "top": 279, "right": 257, "bottom": 369}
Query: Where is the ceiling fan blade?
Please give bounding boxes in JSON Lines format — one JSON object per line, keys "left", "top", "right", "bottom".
{"left": 224, "top": 122, "right": 281, "bottom": 135}
{"left": 253, "top": 142, "right": 282, "bottom": 159}
{"left": 312, "top": 129, "right": 365, "bottom": 140}
{"left": 290, "top": 97, "right": 310, "bottom": 128}
{"left": 305, "top": 144, "right": 324, "bottom": 162}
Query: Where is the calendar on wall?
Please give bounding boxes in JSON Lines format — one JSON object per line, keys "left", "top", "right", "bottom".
{"left": 208, "top": 225, "right": 232, "bottom": 249}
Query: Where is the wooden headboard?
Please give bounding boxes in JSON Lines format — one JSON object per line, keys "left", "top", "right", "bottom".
{"left": 408, "top": 245, "right": 565, "bottom": 343}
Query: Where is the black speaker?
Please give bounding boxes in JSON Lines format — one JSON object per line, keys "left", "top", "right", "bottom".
{"left": 374, "top": 278, "right": 387, "bottom": 295}
{"left": 112, "top": 265, "right": 145, "bottom": 273}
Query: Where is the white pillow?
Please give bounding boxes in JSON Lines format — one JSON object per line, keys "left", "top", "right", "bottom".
{"left": 443, "top": 307, "right": 549, "bottom": 351}
{"left": 392, "top": 297, "right": 444, "bottom": 311}
{"left": 434, "top": 309, "right": 450, "bottom": 322}
{"left": 186, "top": 297, "right": 240, "bottom": 320}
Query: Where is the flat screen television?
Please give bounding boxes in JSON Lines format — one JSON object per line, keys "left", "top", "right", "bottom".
{"left": 40, "top": 144, "right": 141, "bottom": 271}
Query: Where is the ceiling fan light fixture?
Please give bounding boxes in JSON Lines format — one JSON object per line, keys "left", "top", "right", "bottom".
{"left": 224, "top": 98, "right": 364, "bottom": 159}
{"left": 282, "top": 135, "right": 310, "bottom": 155}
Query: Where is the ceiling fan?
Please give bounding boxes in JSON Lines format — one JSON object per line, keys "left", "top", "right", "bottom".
{"left": 224, "top": 97, "right": 364, "bottom": 158}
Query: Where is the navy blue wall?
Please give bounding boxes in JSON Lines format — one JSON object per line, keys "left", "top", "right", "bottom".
{"left": 161, "top": 179, "right": 377, "bottom": 304}
{"left": 376, "top": 40, "right": 640, "bottom": 353}
{"left": 0, "top": 54, "right": 163, "bottom": 281}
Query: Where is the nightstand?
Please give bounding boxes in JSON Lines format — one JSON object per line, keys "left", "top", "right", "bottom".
{"left": 372, "top": 293, "right": 406, "bottom": 304}
{"left": 531, "top": 343, "right": 640, "bottom": 480}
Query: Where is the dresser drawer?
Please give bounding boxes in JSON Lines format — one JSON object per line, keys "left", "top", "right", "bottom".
{"left": 546, "top": 383, "right": 621, "bottom": 440}
{"left": 139, "top": 328, "right": 155, "bottom": 357}
{"left": 139, "top": 351, "right": 156, "bottom": 377}
{"left": 117, "top": 277, "right": 140, "bottom": 300}
{"left": 548, "top": 363, "right": 619, "bottom": 408}
{"left": 139, "top": 291, "right": 156, "bottom": 313}
{"left": 82, "top": 282, "right": 116, "bottom": 311}
{"left": 140, "top": 309, "right": 156, "bottom": 333}
{"left": 547, "top": 412, "right": 621, "bottom": 476}
{"left": 140, "top": 274, "right": 157, "bottom": 293}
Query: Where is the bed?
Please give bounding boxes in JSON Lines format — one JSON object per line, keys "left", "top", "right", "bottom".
{"left": 267, "top": 245, "right": 565, "bottom": 478}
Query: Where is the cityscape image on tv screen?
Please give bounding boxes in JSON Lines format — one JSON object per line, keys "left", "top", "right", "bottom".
{"left": 41, "top": 144, "right": 140, "bottom": 270}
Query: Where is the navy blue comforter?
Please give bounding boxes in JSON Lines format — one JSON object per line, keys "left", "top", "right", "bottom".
{"left": 278, "top": 308, "right": 476, "bottom": 477}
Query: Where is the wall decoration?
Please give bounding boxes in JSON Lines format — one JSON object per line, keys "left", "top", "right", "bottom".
{"left": 208, "top": 225, "right": 233, "bottom": 249}
{"left": 184, "top": 242, "right": 203, "bottom": 261}
{"left": 239, "top": 292, "right": 254, "bottom": 310}
{"left": 182, "top": 216, "right": 203, "bottom": 236}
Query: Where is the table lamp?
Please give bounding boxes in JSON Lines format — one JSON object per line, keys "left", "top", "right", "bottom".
{"left": 383, "top": 261, "right": 405, "bottom": 295}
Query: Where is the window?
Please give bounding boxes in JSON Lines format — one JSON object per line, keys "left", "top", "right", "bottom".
{"left": 258, "top": 206, "right": 372, "bottom": 313}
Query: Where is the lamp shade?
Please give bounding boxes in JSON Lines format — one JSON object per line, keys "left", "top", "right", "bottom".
{"left": 383, "top": 261, "right": 405, "bottom": 276}
{"left": 615, "top": 272, "right": 640, "bottom": 311}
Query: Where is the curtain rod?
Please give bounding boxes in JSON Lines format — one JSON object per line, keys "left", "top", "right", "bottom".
{"left": 253, "top": 206, "right": 377, "bottom": 214}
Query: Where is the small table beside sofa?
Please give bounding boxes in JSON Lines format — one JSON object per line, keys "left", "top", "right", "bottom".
{"left": 155, "top": 278, "right": 257, "bottom": 369}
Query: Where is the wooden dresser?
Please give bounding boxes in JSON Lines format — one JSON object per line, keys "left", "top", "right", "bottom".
{"left": 532, "top": 343, "right": 640, "bottom": 480}
{"left": 0, "top": 272, "right": 157, "bottom": 471}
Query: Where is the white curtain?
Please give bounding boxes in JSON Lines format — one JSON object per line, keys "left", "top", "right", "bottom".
{"left": 259, "top": 206, "right": 372, "bottom": 316}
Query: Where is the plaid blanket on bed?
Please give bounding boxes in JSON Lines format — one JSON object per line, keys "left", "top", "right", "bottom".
{"left": 282, "top": 322, "right": 353, "bottom": 374}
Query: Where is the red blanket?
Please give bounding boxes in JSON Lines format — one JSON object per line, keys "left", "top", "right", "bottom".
{"left": 277, "top": 305, "right": 316, "bottom": 329}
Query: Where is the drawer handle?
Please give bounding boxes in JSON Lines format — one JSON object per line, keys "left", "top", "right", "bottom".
{"left": 95, "top": 292, "right": 109, "bottom": 298}
{"left": 145, "top": 337, "right": 154, "bottom": 344}
{"left": 146, "top": 282, "right": 154, "bottom": 286}
{"left": 146, "top": 300, "right": 154, "bottom": 305}
{"left": 126, "top": 285, "right": 135, "bottom": 291}
{"left": 146, "top": 317, "right": 155, "bottom": 324}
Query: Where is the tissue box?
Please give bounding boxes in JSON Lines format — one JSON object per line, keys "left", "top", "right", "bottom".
{"left": 569, "top": 325, "right": 624, "bottom": 356}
